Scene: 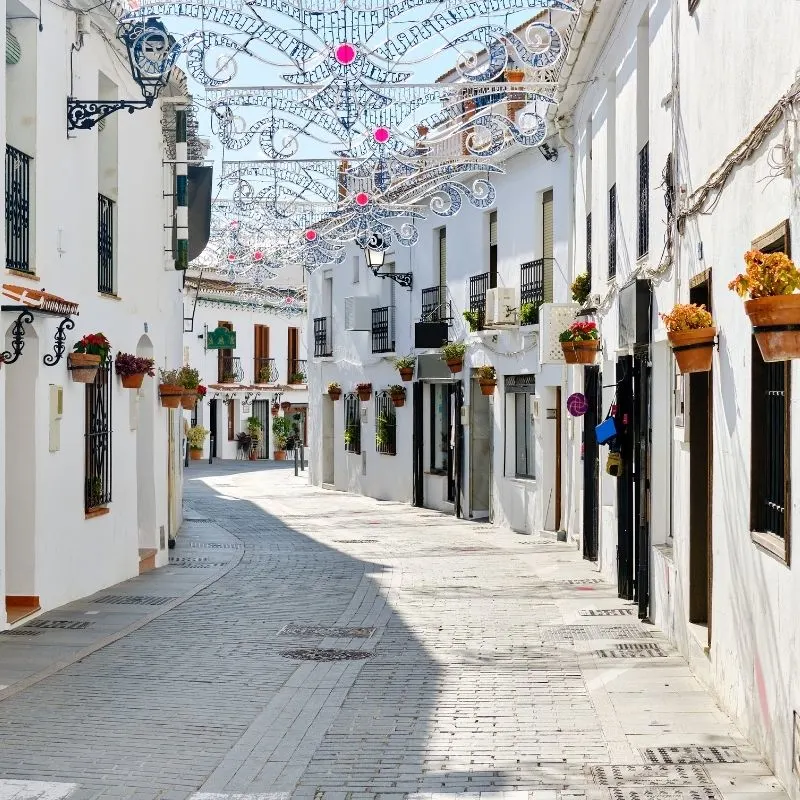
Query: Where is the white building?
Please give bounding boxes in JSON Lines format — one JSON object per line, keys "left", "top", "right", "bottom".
{"left": 183, "top": 277, "right": 309, "bottom": 461}
{"left": 1, "top": 0, "right": 191, "bottom": 623}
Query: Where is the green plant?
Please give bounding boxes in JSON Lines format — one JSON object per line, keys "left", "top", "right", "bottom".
{"left": 246, "top": 416, "right": 263, "bottom": 437}
{"left": 441, "top": 341, "right": 467, "bottom": 361}
{"left": 729, "top": 250, "right": 800, "bottom": 299}
{"left": 327, "top": 381, "right": 341, "bottom": 390}
{"left": 393, "top": 355, "right": 415, "bottom": 369}
{"left": 289, "top": 372, "right": 305, "bottom": 383}
{"left": 463, "top": 309, "right": 481, "bottom": 331}
{"left": 221, "top": 372, "right": 236, "bottom": 383}
{"left": 476, "top": 365, "right": 496, "bottom": 381}
{"left": 388, "top": 384, "right": 405, "bottom": 396}
{"left": 272, "top": 416, "right": 294, "bottom": 449}
{"left": 571, "top": 272, "right": 591, "bottom": 305}
{"left": 258, "top": 365, "right": 273, "bottom": 383}
{"left": 344, "top": 428, "right": 354, "bottom": 446}
{"left": 559, "top": 321, "right": 599, "bottom": 342}
{"left": 660, "top": 303, "right": 714, "bottom": 332}
{"left": 519, "top": 301, "right": 542, "bottom": 326}
{"left": 73, "top": 333, "right": 111, "bottom": 362}
{"left": 376, "top": 415, "right": 392, "bottom": 448}
{"left": 86, "top": 476, "right": 104, "bottom": 508}
{"left": 159, "top": 368, "right": 181, "bottom": 385}
{"left": 186, "top": 425, "right": 209, "bottom": 449}
{"left": 177, "top": 365, "right": 201, "bottom": 389}
{"left": 115, "top": 352, "right": 155, "bottom": 378}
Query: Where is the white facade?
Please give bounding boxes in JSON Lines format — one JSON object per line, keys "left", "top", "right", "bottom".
{"left": 1, "top": 0, "right": 186, "bottom": 621}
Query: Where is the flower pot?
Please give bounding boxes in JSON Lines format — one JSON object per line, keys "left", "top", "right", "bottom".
{"left": 249, "top": 450, "right": 257, "bottom": 461}
{"left": 745, "top": 295, "right": 800, "bottom": 361}
{"left": 271, "top": 406, "right": 279, "bottom": 416}
{"left": 273, "top": 450, "right": 286, "bottom": 461}
{"left": 561, "top": 342, "right": 578, "bottom": 364}
{"left": 190, "top": 448, "right": 203, "bottom": 460}
{"left": 68, "top": 352, "right": 101, "bottom": 383}
{"left": 328, "top": 388, "right": 342, "bottom": 401}
{"left": 478, "top": 378, "right": 497, "bottom": 396}
{"left": 281, "top": 401, "right": 291, "bottom": 411}
{"left": 356, "top": 386, "right": 372, "bottom": 401}
{"left": 446, "top": 358, "right": 463, "bottom": 374}
{"left": 562, "top": 340, "right": 599, "bottom": 365}
{"left": 668, "top": 327, "right": 717, "bottom": 374}
{"left": 399, "top": 367, "right": 414, "bottom": 382}
{"left": 390, "top": 394, "right": 405, "bottom": 408}
{"left": 120, "top": 372, "right": 145, "bottom": 390}
{"left": 159, "top": 384, "right": 183, "bottom": 409}
{"left": 180, "top": 391, "right": 197, "bottom": 410}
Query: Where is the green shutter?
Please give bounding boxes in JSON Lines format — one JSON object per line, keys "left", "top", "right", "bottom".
{"left": 6, "top": 27, "right": 20, "bottom": 65}
{"left": 542, "top": 190, "right": 554, "bottom": 302}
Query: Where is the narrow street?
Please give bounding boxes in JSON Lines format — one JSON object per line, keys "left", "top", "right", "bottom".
{"left": 0, "top": 463, "right": 787, "bottom": 800}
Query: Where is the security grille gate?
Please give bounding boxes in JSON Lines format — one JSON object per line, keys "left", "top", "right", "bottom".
{"left": 344, "top": 394, "right": 361, "bottom": 453}
{"left": 85, "top": 364, "right": 112, "bottom": 510}
{"left": 6, "top": 144, "right": 31, "bottom": 273}
{"left": 374, "top": 392, "right": 396, "bottom": 455}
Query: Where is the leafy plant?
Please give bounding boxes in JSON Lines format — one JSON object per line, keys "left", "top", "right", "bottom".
{"left": 376, "top": 415, "right": 393, "bottom": 449}
{"left": 74, "top": 333, "right": 110, "bottom": 362}
{"left": 344, "top": 428, "right": 355, "bottom": 446}
{"left": 559, "top": 321, "right": 599, "bottom": 342}
{"left": 272, "top": 415, "right": 294, "bottom": 449}
{"left": 159, "top": 368, "right": 181, "bottom": 385}
{"left": 476, "top": 365, "right": 496, "bottom": 381}
{"left": 519, "top": 301, "right": 542, "bottom": 326}
{"left": 388, "top": 384, "right": 406, "bottom": 397}
{"left": 463, "top": 310, "right": 481, "bottom": 331}
{"left": 114, "top": 352, "right": 155, "bottom": 378}
{"left": 356, "top": 382, "right": 372, "bottom": 392}
{"left": 660, "top": 303, "right": 714, "bottom": 332}
{"left": 177, "top": 365, "right": 201, "bottom": 389}
{"left": 393, "top": 355, "right": 415, "bottom": 369}
{"left": 86, "top": 476, "right": 104, "bottom": 508}
{"left": 327, "top": 381, "right": 341, "bottom": 390}
{"left": 729, "top": 250, "right": 800, "bottom": 299}
{"left": 258, "top": 366, "right": 273, "bottom": 383}
{"left": 186, "top": 425, "right": 209, "bottom": 449}
{"left": 289, "top": 372, "right": 305, "bottom": 383}
{"left": 441, "top": 341, "right": 467, "bottom": 361}
{"left": 236, "top": 431, "right": 252, "bottom": 451}
{"left": 221, "top": 372, "right": 236, "bottom": 383}
{"left": 571, "top": 272, "right": 591, "bottom": 305}
{"left": 246, "top": 416, "right": 263, "bottom": 437}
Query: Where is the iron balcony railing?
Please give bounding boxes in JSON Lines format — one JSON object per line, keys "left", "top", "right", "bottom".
{"left": 288, "top": 359, "right": 307, "bottom": 384}
{"left": 638, "top": 142, "right": 649, "bottom": 260}
{"left": 98, "top": 194, "right": 114, "bottom": 294}
{"left": 469, "top": 272, "right": 490, "bottom": 330}
{"left": 313, "top": 316, "right": 332, "bottom": 357}
{"left": 421, "top": 285, "right": 451, "bottom": 322}
{"left": 6, "top": 144, "right": 32, "bottom": 273}
{"left": 254, "top": 356, "right": 278, "bottom": 384}
{"left": 520, "top": 259, "right": 545, "bottom": 307}
{"left": 372, "top": 305, "right": 395, "bottom": 353}
{"left": 218, "top": 355, "right": 244, "bottom": 384}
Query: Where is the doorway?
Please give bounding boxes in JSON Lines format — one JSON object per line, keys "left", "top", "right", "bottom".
{"left": 209, "top": 398, "right": 218, "bottom": 457}
{"left": 688, "top": 273, "right": 713, "bottom": 642}
{"left": 135, "top": 335, "right": 156, "bottom": 551}
{"left": 322, "top": 396, "right": 334, "bottom": 484}
{"left": 252, "top": 399, "right": 271, "bottom": 458}
{"left": 469, "top": 375, "right": 492, "bottom": 519}
{"left": 616, "top": 356, "right": 635, "bottom": 600}
{"left": 582, "top": 366, "right": 601, "bottom": 561}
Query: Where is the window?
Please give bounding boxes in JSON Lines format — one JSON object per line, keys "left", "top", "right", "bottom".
{"left": 430, "top": 383, "right": 450, "bottom": 473}
{"left": 608, "top": 185, "right": 617, "bottom": 279}
{"left": 85, "top": 363, "right": 112, "bottom": 511}
{"left": 98, "top": 194, "right": 114, "bottom": 294}
{"left": 254, "top": 324, "right": 273, "bottom": 382}
{"left": 344, "top": 393, "right": 361, "bottom": 453}
{"left": 375, "top": 392, "right": 397, "bottom": 455}
{"left": 6, "top": 144, "right": 32, "bottom": 273}
{"left": 489, "top": 211, "right": 498, "bottom": 288}
{"left": 506, "top": 375, "right": 536, "bottom": 479}
{"left": 637, "top": 142, "right": 649, "bottom": 260}
{"left": 217, "top": 321, "right": 235, "bottom": 383}
{"left": 227, "top": 399, "right": 235, "bottom": 440}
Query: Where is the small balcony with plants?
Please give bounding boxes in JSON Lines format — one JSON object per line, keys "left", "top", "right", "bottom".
{"left": 287, "top": 359, "right": 308, "bottom": 384}
{"left": 254, "top": 357, "right": 279, "bottom": 384}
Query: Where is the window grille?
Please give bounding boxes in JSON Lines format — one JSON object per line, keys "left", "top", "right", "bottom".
{"left": 371, "top": 306, "right": 394, "bottom": 353}
{"left": 344, "top": 393, "right": 361, "bottom": 454}
{"left": 520, "top": 259, "right": 545, "bottom": 306}
{"left": 421, "top": 286, "right": 447, "bottom": 322}
{"left": 6, "top": 144, "right": 31, "bottom": 273}
{"left": 469, "top": 272, "right": 490, "bottom": 330}
{"left": 374, "top": 392, "right": 397, "bottom": 455}
{"left": 489, "top": 211, "right": 498, "bottom": 288}
{"left": 98, "top": 194, "right": 114, "bottom": 294}
{"left": 514, "top": 392, "right": 535, "bottom": 479}
{"left": 85, "top": 363, "right": 112, "bottom": 510}
{"left": 313, "top": 316, "right": 332, "bottom": 356}
{"left": 609, "top": 184, "right": 617, "bottom": 279}
{"left": 638, "top": 143, "right": 649, "bottom": 260}
{"left": 438, "top": 227, "right": 447, "bottom": 289}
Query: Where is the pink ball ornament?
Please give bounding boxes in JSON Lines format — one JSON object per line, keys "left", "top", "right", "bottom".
{"left": 227, "top": 253, "right": 236, "bottom": 262}
{"left": 253, "top": 250, "right": 264, "bottom": 261}
{"left": 304, "top": 230, "right": 318, "bottom": 242}
{"left": 334, "top": 43, "right": 356, "bottom": 65}
{"left": 355, "top": 192, "right": 370, "bottom": 206}
{"left": 373, "top": 127, "right": 390, "bottom": 143}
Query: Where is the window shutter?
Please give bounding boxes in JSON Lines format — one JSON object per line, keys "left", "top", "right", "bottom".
{"left": 542, "top": 190, "right": 554, "bottom": 302}
{"left": 6, "top": 27, "right": 20, "bottom": 65}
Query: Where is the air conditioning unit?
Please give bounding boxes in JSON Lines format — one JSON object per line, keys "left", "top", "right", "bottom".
{"left": 485, "top": 287, "right": 518, "bottom": 327}
{"left": 344, "top": 296, "right": 375, "bottom": 331}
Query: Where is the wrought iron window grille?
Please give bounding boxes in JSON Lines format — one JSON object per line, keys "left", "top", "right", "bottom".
{"left": 371, "top": 306, "right": 395, "bottom": 354}
{"left": 98, "top": 194, "right": 114, "bottom": 294}
{"left": 609, "top": 185, "right": 617, "bottom": 279}
{"left": 375, "top": 392, "right": 397, "bottom": 456}
{"left": 343, "top": 393, "right": 361, "bottom": 454}
{"left": 469, "top": 272, "right": 490, "bottom": 330}
{"left": 254, "top": 357, "right": 278, "bottom": 383}
{"left": 85, "top": 363, "right": 112, "bottom": 511}
{"left": 5, "top": 145, "right": 31, "bottom": 273}
{"left": 520, "top": 259, "right": 546, "bottom": 307}
{"left": 313, "top": 316, "right": 332, "bottom": 357}
{"left": 421, "top": 286, "right": 452, "bottom": 323}
{"left": 586, "top": 212, "right": 592, "bottom": 281}
{"left": 638, "top": 143, "right": 649, "bottom": 260}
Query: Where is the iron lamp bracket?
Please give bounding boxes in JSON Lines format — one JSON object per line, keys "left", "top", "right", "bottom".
{"left": 371, "top": 269, "right": 413, "bottom": 289}
{"left": 67, "top": 97, "right": 154, "bottom": 132}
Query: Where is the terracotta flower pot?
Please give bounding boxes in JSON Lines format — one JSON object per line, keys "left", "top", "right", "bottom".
{"left": 281, "top": 401, "right": 291, "bottom": 411}
{"left": 561, "top": 342, "right": 578, "bottom": 364}
{"left": 273, "top": 451, "right": 286, "bottom": 461}
{"left": 356, "top": 386, "right": 372, "bottom": 401}
{"left": 271, "top": 405, "right": 279, "bottom": 416}
{"left": 390, "top": 393, "right": 405, "bottom": 408}
{"left": 328, "top": 388, "right": 342, "bottom": 401}
{"left": 68, "top": 352, "right": 101, "bottom": 383}
{"left": 399, "top": 367, "right": 414, "bottom": 382}
{"left": 668, "top": 327, "right": 717, "bottom": 374}
{"left": 569, "top": 340, "right": 599, "bottom": 365}
{"left": 478, "top": 379, "right": 497, "bottom": 396}
{"left": 190, "top": 448, "right": 203, "bottom": 460}
{"left": 159, "top": 384, "right": 183, "bottom": 409}
{"left": 446, "top": 358, "right": 463, "bottom": 374}
{"left": 180, "top": 391, "right": 197, "bottom": 410}
{"left": 249, "top": 450, "right": 257, "bottom": 461}
{"left": 745, "top": 294, "right": 800, "bottom": 362}
{"left": 120, "top": 372, "right": 145, "bottom": 390}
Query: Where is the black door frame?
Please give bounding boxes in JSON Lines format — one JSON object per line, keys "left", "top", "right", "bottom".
{"left": 209, "top": 398, "right": 218, "bottom": 458}
{"left": 412, "top": 381, "right": 424, "bottom": 507}
{"left": 633, "top": 347, "right": 652, "bottom": 619}
{"left": 616, "top": 357, "right": 635, "bottom": 600}
{"left": 583, "top": 366, "right": 601, "bottom": 561}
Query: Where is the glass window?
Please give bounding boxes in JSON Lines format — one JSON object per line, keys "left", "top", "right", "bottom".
{"left": 430, "top": 384, "right": 449, "bottom": 472}
{"left": 514, "top": 393, "right": 535, "bottom": 479}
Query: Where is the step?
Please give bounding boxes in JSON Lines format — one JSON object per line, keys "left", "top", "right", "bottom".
{"left": 138, "top": 548, "right": 157, "bottom": 575}
{"left": 5, "top": 596, "right": 41, "bottom": 625}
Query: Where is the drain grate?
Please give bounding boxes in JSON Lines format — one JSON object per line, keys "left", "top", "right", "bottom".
{"left": 185, "top": 518, "right": 213, "bottom": 523}
{"left": 590, "top": 766, "right": 712, "bottom": 786}
{"left": 188, "top": 541, "right": 242, "bottom": 549}
{"left": 608, "top": 789, "right": 720, "bottom": 800}
{"left": 579, "top": 608, "right": 635, "bottom": 617}
{"left": 641, "top": 746, "right": 744, "bottom": 765}
{"left": 596, "top": 643, "right": 667, "bottom": 658}
{"left": 1, "top": 628, "right": 42, "bottom": 636}
{"left": 281, "top": 648, "right": 373, "bottom": 662}
{"left": 92, "top": 595, "right": 174, "bottom": 606}
{"left": 560, "top": 578, "right": 605, "bottom": 585}
{"left": 23, "top": 619, "right": 93, "bottom": 630}
{"left": 544, "top": 625, "right": 652, "bottom": 641}
{"left": 168, "top": 558, "right": 229, "bottom": 568}
{"left": 279, "top": 624, "right": 375, "bottom": 638}
{"left": 334, "top": 539, "right": 378, "bottom": 544}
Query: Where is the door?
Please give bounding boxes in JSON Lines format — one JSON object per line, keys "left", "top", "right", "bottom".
{"left": 323, "top": 396, "right": 334, "bottom": 484}
{"left": 616, "top": 357, "right": 635, "bottom": 600}
{"left": 555, "top": 385, "right": 562, "bottom": 530}
{"left": 583, "top": 365, "right": 601, "bottom": 561}
{"left": 633, "top": 349, "right": 652, "bottom": 619}
{"left": 469, "top": 375, "right": 492, "bottom": 518}
{"left": 288, "top": 327, "right": 299, "bottom": 378}
{"left": 252, "top": 400, "right": 271, "bottom": 458}
{"left": 254, "top": 324, "right": 270, "bottom": 383}
{"left": 453, "top": 382, "right": 463, "bottom": 516}
{"left": 412, "top": 381, "right": 424, "bottom": 507}
{"left": 209, "top": 398, "right": 218, "bottom": 457}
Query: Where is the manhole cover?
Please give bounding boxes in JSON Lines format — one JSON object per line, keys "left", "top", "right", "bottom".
{"left": 280, "top": 648, "right": 373, "bottom": 661}
{"left": 168, "top": 558, "right": 228, "bottom": 568}
{"left": 92, "top": 595, "right": 174, "bottom": 606}
{"left": 279, "top": 624, "right": 375, "bottom": 638}
{"left": 596, "top": 643, "right": 667, "bottom": 658}
{"left": 608, "top": 790, "right": 720, "bottom": 800}
{"left": 334, "top": 539, "right": 378, "bottom": 544}
{"left": 544, "top": 625, "right": 652, "bottom": 641}
{"left": 579, "top": 608, "right": 635, "bottom": 617}
{"left": 590, "top": 766, "right": 712, "bottom": 786}
{"left": 23, "top": 619, "right": 93, "bottom": 630}
{"left": 1, "top": 628, "right": 42, "bottom": 636}
{"left": 641, "top": 747, "right": 744, "bottom": 765}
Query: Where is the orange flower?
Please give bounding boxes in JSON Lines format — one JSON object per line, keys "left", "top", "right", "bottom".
{"left": 728, "top": 250, "right": 800, "bottom": 299}
{"left": 660, "top": 303, "right": 713, "bottom": 332}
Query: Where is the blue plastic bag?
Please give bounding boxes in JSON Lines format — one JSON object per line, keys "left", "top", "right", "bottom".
{"left": 595, "top": 416, "right": 617, "bottom": 445}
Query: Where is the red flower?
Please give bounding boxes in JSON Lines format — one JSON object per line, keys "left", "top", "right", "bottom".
{"left": 197, "top": 385, "right": 207, "bottom": 397}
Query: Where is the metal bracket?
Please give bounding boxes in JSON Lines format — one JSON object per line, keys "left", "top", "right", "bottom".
{"left": 43, "top": 316, "right": 76, "bottom": 366}
{"left": 372, "top": 270, "right": 413, "bottom": 289}
{"left": 67, "top": 97, "right": 153, "bottom": 131}
{"left": 1, "top": 309, "right": 34, "bottom": 365}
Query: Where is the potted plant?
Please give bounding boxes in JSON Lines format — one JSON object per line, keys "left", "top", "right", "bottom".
{"left": 236, "top": 431, "right": 252, "bottom": 457}
{"left": 272, "top": 416, "right": 294, "bottom": 460}
{"left": 221, "top": 371, "right": 236, "bottom": 384}
{"left": 186, "top": 425, "right": 209, "bottom": 460}
{"left": 441, "top": 341, "right": 467, "bottom": 374}
{"left": 519, "top": 301, "right": 541, "bottom": 327}
{"left": 559, "top": 321, "right": 600, "bottom": 364}
{"left": 394, "top": 355, "right": 415, "bottom": 382}
{"left": 476, "top": 364, "right": 497, "bottom": 396}
{"left": 158, "top": 368, "right": 184, "bottom": 408}
{"left": 197, "top": 384, "right": 207, "bottom": 400}
{"left": 258, "top": 365, "right": 273, "bottom": 384}
{"left": 328, "top": 381, "right": 342, "bottom": 400}
{"left": 115, "top": 352, "right": 155, "bottom": 389}
{"left": 729, "top": 249, "right": 800, "bottom": 361}
{"left": 356, "top": 382, "right": 372, "bottom": 401}
{"left": 69, "top": 333, "right": 110, "bottom": 383}
{"left": 388, "top": 384, "right": 406, "bottom": 408}
{"left": 289, "top": 371, "right": 305, "bottom": 384}
{"left": 463, "top": 310, "right": 481, "bottom": 332}
{"left": 271, "top": 402, "right": 279, "bottom": 416}
{"left": 246, "top": 416, "right": 262, "bottom": 460}
{"left": 571, "top": 272, "right": 591, "bottom": 306}
{"left": 280, "top": 400, "right": 292, "bottom": 411}
{"left": 660, "top": 303, "right": 716, "bottom": 374}
{"left": 86, "top": 475, "right": 104, "bottom": 509}
{"left": 178, "top": 365, "right": 201, "bottom": 410}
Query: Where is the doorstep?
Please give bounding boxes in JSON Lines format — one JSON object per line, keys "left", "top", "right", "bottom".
{"left": 5, "top": 596, "right": 41, "bottom": 626}
{"left": 138, "top": 548, "right": 158, "bottom": 575}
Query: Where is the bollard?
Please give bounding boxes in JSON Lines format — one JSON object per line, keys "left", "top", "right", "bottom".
{"left": 294, "top": 447, "right": 299, "bottom": 476}
{"left": 300, "top": 444, "right": 305, "bottom": 471}
{"left": 208, "top": 434, "right": 214, "bottom": 464}
{"left": 184, "top": 440, "right": 189, "bottom": 468}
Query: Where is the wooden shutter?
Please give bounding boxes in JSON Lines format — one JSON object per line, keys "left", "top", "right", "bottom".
{"left": 218, "top": 321, "right": 233, "bottom": 383}
{"left": 288, "top": 327, "right": 299, "bottom": 374}
{"left": 254, "top": 324, "right": 270, "bottom": 381}
{"left": 542, "top": 190, "right": 554, "bottom": 302}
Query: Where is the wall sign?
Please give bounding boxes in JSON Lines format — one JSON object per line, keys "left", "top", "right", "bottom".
{"left": 206, "top": 326, "right": 237, "bottom": 349}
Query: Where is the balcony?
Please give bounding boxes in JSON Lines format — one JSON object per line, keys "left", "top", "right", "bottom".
{"left": 372, "top": 306, "right": 395, "bottom": 354}
{"left": 254, "top": 357, "right": 278, "bottom": 384}
{"left": 468, "top": 272, "right": 490, "bottom": 330}
{"left": 6, "top": 144, "right": 32, "bottom": 273}
{"left": 218, "top": 356, "right": 244, "bottom": 384}
{"left": 421, "top": 285, "right": 451, "bottom": 323}
{"left": 520, "top": 258, "right": 546, "bottom": 307}
{"left": 313, "top": 316, "right": 332, "bottom": 357}
{"left": 287, "top": 359, "right": 307, "bottom": 384}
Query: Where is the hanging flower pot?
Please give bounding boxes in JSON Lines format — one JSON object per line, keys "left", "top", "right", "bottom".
{"left": 68, "top": 352, "right": 101, "bottom": 383}
{"left": 661, "top": 303, "right": 717, "bottom": 374}
{"left": 327, "top": 383, "right": 342, "bottom": 400}
{"left": 399, "top": 367, "right": 413, "bottom": 381}
{"left": 356, "top": 383, "right": 372, "bottom": 402}
{"left": 181, "top": 391, "right": 197, "bottom": 410}
{"left": 389, "top": 386, "right": 406, "bottom": 408}
{"left": 440, "top": 342, "right": 467, "bottom": 375}
{"left": 158, "top": 385, "right": 183, "bottom": 409}
{"left": 121, "top": 373, "right": 145, "bottom": 389}
{"left": 280, "top": 401, "right": 292, "bottom": 411}
{"left": 271, "top": 404, "right": 279, "bottom": 416}
{"left": 571, "top": 340, "right": 600, "bottom": 364}
{"left": 559, "top": 321, "right": 599, "bottom": 365}
{"left": 115, "top": 352, "right": 155, "bottom": 389}
{"left": 560, "top": 342, "right": 578, "bottom": 364}
{"left": 394, "top": 356, "right": 415, "bottom": 382}
{"left": 476, "top": 365, "right": 497, "bottom": 396}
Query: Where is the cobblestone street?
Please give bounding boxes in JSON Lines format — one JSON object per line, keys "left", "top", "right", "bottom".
{"left": 0, "top": 463, "right": 788, "bottom": 800}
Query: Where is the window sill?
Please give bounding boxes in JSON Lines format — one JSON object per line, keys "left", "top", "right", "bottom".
{"left": 505, "top": 475, "right": 536, "bottom": 485}
{"left": 6, "top": 268, "right": 39, "bottom": 281}
{"left": 427, "top": 469, "right": 448, "bottom": 477}
{"left": 85, "top": 506, "right": 110, "bottom": 520}
{"left": 98, "top": 292, "right": 122, "bottom": 301}
{"left": 750, "top": 530, "right": 790, "bottom": 565}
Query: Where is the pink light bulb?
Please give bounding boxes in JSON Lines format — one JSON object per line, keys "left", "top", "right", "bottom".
{"left": 305, "top": 230, "right": 318, "bottom": 242}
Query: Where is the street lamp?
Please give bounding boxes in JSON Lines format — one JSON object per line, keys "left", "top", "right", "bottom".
{"left": 361, "top": 232, "right": 413, "bottom": 288}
